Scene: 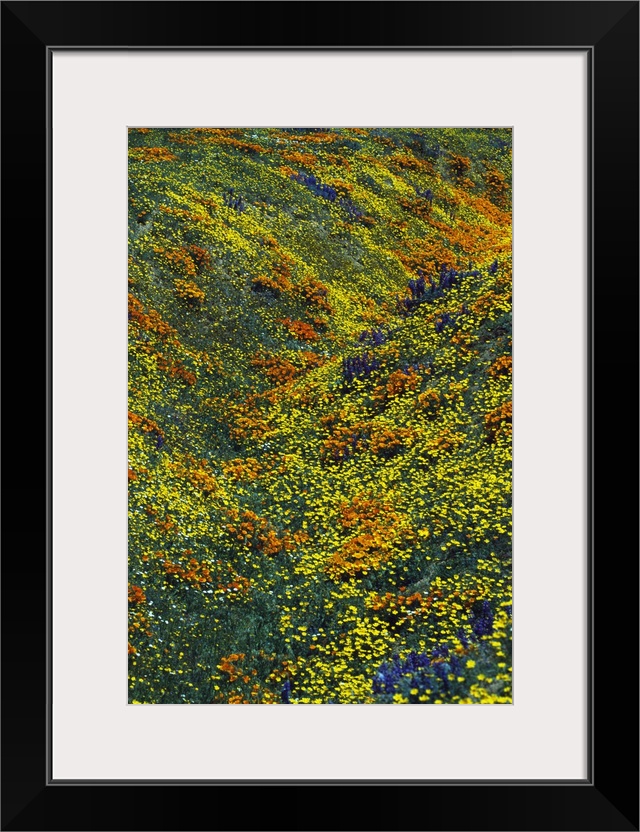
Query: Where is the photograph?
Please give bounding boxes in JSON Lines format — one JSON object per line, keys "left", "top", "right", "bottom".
{"left": 3, "top": 0, "right": 636, "bottom": 824}
{"left": 128, "top": 127, "right": 513, "bottom": 705}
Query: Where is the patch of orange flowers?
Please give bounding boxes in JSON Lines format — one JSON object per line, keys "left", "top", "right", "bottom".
{"left": 488, "top": 354, "right": 512, "bottom": 377}
{"left": 417, "top": 388, "right": 441, "bottom": 417}
{"left": 218, "top": 575, "right": 252, "bottom": 601}
{"left": 338, "top": 495, "right": 384, "bottom": 529}
{"left": 373, "top": 368, "right": 419, "bottom": 407}
{"left": 278, "top": 317, "right": 319, "bottom": 342}
{"left": 225, "top": 509, "right": 293, "bottom": 556}
{"left": 154, "top": 354, "right": 196, "bottom": 386}
{"left": 449, "top": 154, "right": 471, "bottom": 179}
{"left": 251, "top": 353, "right": 299, "bottom": 387}
{"left": 167, "top": 131, "right": 197, "bottom": 146}
{"left": 251, "top": 254, "right": 295, "bottom": 297}
{"left": 162, "top": 556, "right": 213, "bottom": 587}
{"left": 280, "top": 150, "right": 317, "bottom": 168}
{"left": 483, "top": 165, "right": 509, "bottom": 208}
{"left": 128, "top": 584, "right": 146, "bottom": 604}
{"left": 154, "top": 245, "right": 197, "bottom": 277}
{"left": 128, "top": 411, "right": 164, "bottom": 441}
{"left": 158, "top": 204, "right": 207, "bottom": 223}
{"left": 221, "top": 457, "right": 262, "bottom": 482}
{"left": 426, "top": 428, "right": 465, "bottom": 458}
{"left": 128, "top": 293, "right": 177, "bottom": 341}
{"left": 187, "top": 461, "right": 218, "bottom": 495}
{"left": 217, "top": 653, "right": 247, "bottom": 683}
{"left": 224, "top": 394, "right": 272, "bottom": 442}
{"left": 129, "top": 146, "right": 177, "bottom": 163}
{"left": 472, "top": 291, "right": 501, "bottom": 317}
{"left": 396, "top": 237, "right": 457, "bottom": 276}
{"left": 188, "top": 244, "right": 211, "bottom": 271}
{"left": 398, "top": 195, "right": 433, "bottom": 222}
{"left": 319, "top": 421, "right": 370, "bottom": 464}
{"left": 325, "top": 496, "right": 414, "bottom": 581}
{"left": 484, "top": 401, "right": 512, "bottom": 443}
{"left": 370, "top": 426, "right": 416, "bottom": 458}
{"left": 296, "top": 275, "right": 333, "bottom": 314}
{"left": 174, "top": 279, "right": 205, "bottom": 305}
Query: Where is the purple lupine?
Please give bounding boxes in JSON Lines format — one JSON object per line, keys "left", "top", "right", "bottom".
{"left": 397, "top": 296, "right": 413, "bottom": 315}
{"left": 435, "top": 312, "right": 453, "bottom": 333}
{"left": 223, "top": 188, "right": 246, "bottom": 212}
{"left": 341, "top": 198, "right": 365, "bottom": 221}
{"left": 415, "top": 187, "right": 434, "bottom": 203}
{"left": 342, "top": 352, "right": 380, "bottom": 384}
{"left": 449, "top": 654, "right": 463, "bottom": 676}
{"left": 471, "top": 600, "right": 494, "bottom": 638}
{"left": 439, "top": 266, "right": 461, "bottom": 291}
{"left": 432, "top": 661, "right": 450, "bottom": 692}
{"left": 372, "top": 646, "right": 468, "bottom": 699}
{"left": 357, "top": 329, "right": 385, "bottom": 347}
{"left": 408, "top": 275, "right": 427, "bottom": 301}
{"left": 281, "top": 679, "right": 292, "bottom": 704}
{"left": 291, "top": 172, "right": 337, "bottom": 202}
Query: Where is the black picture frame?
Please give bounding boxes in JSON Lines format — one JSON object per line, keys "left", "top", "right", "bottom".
{"left": 2, "top": 2, "right": 638, "bottom": 830}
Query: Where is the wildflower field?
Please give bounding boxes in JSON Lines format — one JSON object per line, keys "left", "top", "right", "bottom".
{"left": 128, "top": 127, "right": 512, "bottom": 704}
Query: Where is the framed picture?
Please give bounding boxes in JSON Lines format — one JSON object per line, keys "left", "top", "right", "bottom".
{"left": 3, "top": 1, "right": 637, "bottom": 830}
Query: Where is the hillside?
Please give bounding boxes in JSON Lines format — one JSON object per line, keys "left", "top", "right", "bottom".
{"left": 128, "top": 127, "right": 512, "bottom": 704}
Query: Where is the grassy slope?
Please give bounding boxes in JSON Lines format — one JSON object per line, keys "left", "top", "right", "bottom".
{"left": 128, "top": 127, "right": 512, "bottom": 704}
